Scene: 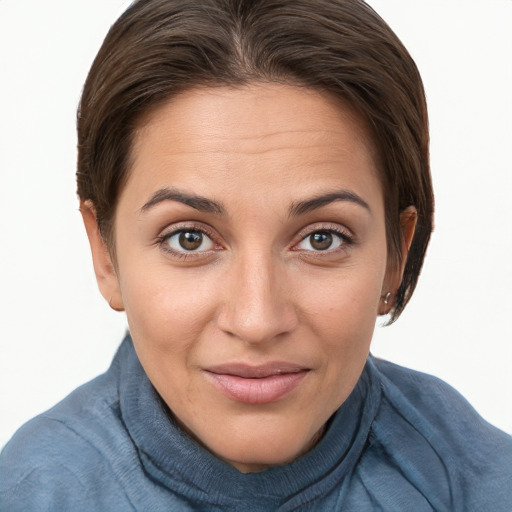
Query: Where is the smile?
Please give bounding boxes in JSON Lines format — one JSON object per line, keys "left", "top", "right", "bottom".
{"left": 204, "top": 364, "right": 310, "bottom": 405}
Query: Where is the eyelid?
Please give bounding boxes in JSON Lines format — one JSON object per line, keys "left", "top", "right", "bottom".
{"left": 154, "top": 221, "right": 354, "bottom": 258}
{"left": 291, "top": 223, "right": 355, "bottom": 253}
{"left": 166, "top": 230, "right": 215, "bottom": 253}
{"left": 155, "top": 222, "right": 223, "bottom": 257}
{"left": 294, "top": 222, "right": 354, "bottom": 244}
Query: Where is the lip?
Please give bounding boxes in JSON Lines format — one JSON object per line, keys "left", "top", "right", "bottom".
{"left": 203, "top": 363, "right": 310, "bottom": 405}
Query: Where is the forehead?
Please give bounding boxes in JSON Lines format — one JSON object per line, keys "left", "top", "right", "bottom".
{"left": 124, "top": 83, "right": 382, "bottom": 210}
{"left": 133, "top": 83, "right": 376, "bottom": 158}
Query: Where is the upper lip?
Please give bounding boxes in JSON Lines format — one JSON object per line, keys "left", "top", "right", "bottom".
{"left": 204, "top": 363, "right": 309, "bottom": 379}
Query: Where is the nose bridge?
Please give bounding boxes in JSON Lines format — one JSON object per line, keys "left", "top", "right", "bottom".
{"left": 218, "top": 248, "right": 297, "bottom": 344}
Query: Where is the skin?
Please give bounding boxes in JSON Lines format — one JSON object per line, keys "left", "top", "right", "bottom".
{"left": 82, "top": 84, "right": 416, "bottom": 473}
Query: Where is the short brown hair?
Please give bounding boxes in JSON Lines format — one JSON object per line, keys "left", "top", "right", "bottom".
{"left": 77, "top": 0, "right": 434, "bottom": 322}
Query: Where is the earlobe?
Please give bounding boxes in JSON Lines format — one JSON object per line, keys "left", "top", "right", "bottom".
{"left": 379, "top": 206, "right": 417, "bottom": 315}
{"left": 80, "top": 200, "right": 124, "bottom": 312}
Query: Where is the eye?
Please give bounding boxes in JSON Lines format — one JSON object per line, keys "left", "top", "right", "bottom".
{"left": 164, "top": 229, "right": 215, "bottom": 252}
{"left": 296, "top": 230, "right": 345, "bottom": 252}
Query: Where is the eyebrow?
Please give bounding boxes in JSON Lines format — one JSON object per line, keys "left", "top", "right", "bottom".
{"left": 289, "top": 190, "right": 371, "bottom": 216}
{"left": 140, "top": 187, "right": 225, "bottom": 215}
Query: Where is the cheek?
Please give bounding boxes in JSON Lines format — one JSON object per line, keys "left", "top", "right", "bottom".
{"left": 295, "top": 259, "right": 385, "bottom": 377}
{"left": 307, "top": 276, "right": 381, "bottom": 393}
{"left": 118, "top": 258, "right": 218, "bottom": 356}
{"left": 119, "top": 265, "right": 221, "bottom": 412}
{"left": 299, "top": 265, "right": 383, "bottom": 335}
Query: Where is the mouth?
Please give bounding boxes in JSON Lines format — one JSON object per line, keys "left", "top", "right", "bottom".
{"left": 203, "top": 363, "right": 310, "bottom": 405}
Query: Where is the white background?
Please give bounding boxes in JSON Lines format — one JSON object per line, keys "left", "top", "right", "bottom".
{"left": 1, "top": 0, "right": 511, "bottom": 448}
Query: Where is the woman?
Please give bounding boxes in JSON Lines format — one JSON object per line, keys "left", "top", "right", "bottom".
{"left": 1, "top": 0, "right": 510, "bottom": 510}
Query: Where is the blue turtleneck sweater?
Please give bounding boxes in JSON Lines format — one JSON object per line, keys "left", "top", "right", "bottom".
{"left": 1, "top": 336, "right": 510, "bottom": 511}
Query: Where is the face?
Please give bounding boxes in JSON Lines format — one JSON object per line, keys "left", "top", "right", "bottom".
{"left": 84, "top": 84, "right": 404, "bottom": 472}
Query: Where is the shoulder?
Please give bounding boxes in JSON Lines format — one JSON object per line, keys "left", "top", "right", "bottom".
{"left": 367, "top": 355, "right": 512, "bottom": 511}
{"left": 371, "top": 356, "right": 510, "bottom": 447}
{"left": 0, "top": 370, "right": 137, "bottom": 511}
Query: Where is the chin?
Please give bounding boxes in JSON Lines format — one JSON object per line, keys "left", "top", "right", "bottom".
{"left": 218, "top": 441, "right": 307, "bottom": 473}
{"left": 197, "top": 415, "right": 326, "bottom": 473}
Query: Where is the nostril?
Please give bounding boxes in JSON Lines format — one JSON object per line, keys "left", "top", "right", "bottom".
{"left": 217, "top": 302, "right": 299, "bottom": 345}
{"left": 216, "top": 259, "right": 299, "bottom": 343}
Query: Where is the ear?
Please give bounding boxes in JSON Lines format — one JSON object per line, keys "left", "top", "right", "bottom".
{"left": 379, "top": 206, "right": 417, "bottom": 315}
{"left": 80, "top": 200, "right": 124, "bottom": 312}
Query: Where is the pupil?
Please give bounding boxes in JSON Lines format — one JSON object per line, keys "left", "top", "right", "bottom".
{"left": 311, "top": 231, "right": 332, "bottom": 250}
{"left": 179, "top": 231, "right": 203, "bottom": 250}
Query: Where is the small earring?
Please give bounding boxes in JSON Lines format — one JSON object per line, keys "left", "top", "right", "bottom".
{"left": 383, "top": 292, "right": 392, "bottom": 305}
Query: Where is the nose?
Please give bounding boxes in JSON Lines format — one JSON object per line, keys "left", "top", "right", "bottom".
{"left": 216, "top": 253, "right": 299, "bottom": 345}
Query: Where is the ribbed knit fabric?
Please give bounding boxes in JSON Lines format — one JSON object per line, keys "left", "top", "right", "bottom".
{"left": 1, "top": 335, "right": 510, "bottom": 511}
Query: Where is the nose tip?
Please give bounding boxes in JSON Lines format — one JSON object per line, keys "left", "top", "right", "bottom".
{"left": 218, "top": 300, "right": 298, "bottom": 345}
{"left": 216, "top": 259, "right": 298, "bottom": 345}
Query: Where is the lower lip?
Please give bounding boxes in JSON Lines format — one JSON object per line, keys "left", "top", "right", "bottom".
{"left": 204, "top": 371, "right": 308, "bottom": 405}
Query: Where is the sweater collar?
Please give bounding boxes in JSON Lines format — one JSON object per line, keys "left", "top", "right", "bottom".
{"left": 118, "top": 335, "right": 380, "bottom": 510}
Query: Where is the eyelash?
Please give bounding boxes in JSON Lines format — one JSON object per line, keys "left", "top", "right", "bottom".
{"left": 294, "top": 225, "right": 354, "bottom": 254}
{"left": 155, "top": 223, "right": 221, "bottom": 260}
{"left": 155, "top": 223, "right": 354, "bottom": 259}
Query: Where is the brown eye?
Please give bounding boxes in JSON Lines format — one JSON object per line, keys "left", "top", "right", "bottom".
{"left": 297, "top": 230, "right": 344, "bottom": 252}
{"left": 310, "top": 231, "right": 333, "bottom": 250}
{"left": 179, "top": 231, "right": 203, "bottom": 250}
{"left": 164, "top": 229, "right": 215, "bottom": 252}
